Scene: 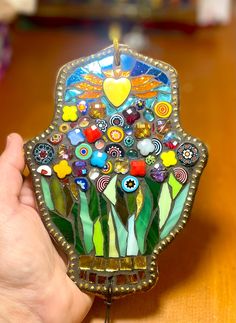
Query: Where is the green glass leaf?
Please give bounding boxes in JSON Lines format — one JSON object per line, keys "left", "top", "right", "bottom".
{"left": 127, "top": 214, "right": 139, "bottom": 256}
{"left": 50, "top": 176, "right": 67, "bottom": 217}
{"left": 145, "top": 177, "right": 162, "bottom": 210}
{"left": 89, "top": 182, "right": 99, "bottom": 222}
{"left": 127, "top": 191, "right": 136, "bottom": 216}
{"left": 160, "top": 183, "right": 190, "bottom": 239}
{"left": 64, "top": 185, "right": 74, "bottom": 216}
{"left": 135, "top": 185, "right": 153, "bottom": 254}
{"left": 168, "top": 173, "right": 183, "bottom": 199}
{"left": 50, "top": 210, "right": 74, "bottom": 244}
{"left": 93, "top": 218, "right": 104, "bottom": 256}
{"left": 100, "top": 195, "right": 109, "bottom": 258}
{"left": 108, "top": 211, "right": 119, "bottom": 257}
{"left": 144, "top": 211, "right": 159, "bottom": 255}
{"left": 159, "top": 183, "right": 172, "bottom": 229}
{"left": 79, "top": 190, "right": 94, "bottom": 253}
{"left": 115, "top": 183, "right": 129, "bottom": 225}
{"left": 71, "top": 203, "right": 85, "bottom": 254}
{"left": 103, "top": 175, "right": 117, "bottom": 205}
{"left": 111, "top": 205, "right": 128, "bottom": 257}
{"left": 41, "top": 177, "right": 54, "bottom": 210}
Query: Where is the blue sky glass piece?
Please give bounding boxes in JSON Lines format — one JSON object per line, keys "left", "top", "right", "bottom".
{"left": 157, "top": 93, "right": 172, "bottom": 103}
{"left": 98, "top": 55, "right": 113, "bottom": 71}
{"left": 130, "top": 61, "right": 150, "bottom": 76}
{"left": 65, "top": 89, "right": 81, "bottom": 102}
{"left": 65, "top": 53, "right": 171, "bottom": 106}
{"left": 120, "top": 54, "right": 136, "bottom": 71}
{"left": 66, "top": 67, "right": 88, "bottom": 86}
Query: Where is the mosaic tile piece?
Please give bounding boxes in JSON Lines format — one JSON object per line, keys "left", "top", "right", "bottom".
{"left": 135, "top": 186, "right": 153, "bottom": 254}
{"left": 41, "top": 177, "right": 54, "bottom": 210}
{"left": 93, "top": 218, "right": 104, "bottom": 256}
{"left": 108, "top": 212, "right": 119, "bottom": 257}
{"left": 71, "top": 203, "right": 85, "bottom": 254}
{"left": 115, "top": 184, "right": 129, "bottom": 225}
{"left": 145, "top": 212, "right": 159, "bottom": 255}
{"left": 103, "top": 175, "right": 117, "bottom": 205}
{"left": 158, "top": 183, "right": 172, "bottom": 229}
{"left": 50, "top": 177, "right": 67, "bottom": 216}
{"left": 168, "top": 173, "right": 183, "bottom": 199}
{"left": 79, "top": 190, "right": 93, "bottom": 253}
{"left": 127, "top": 214, "right": 139, "bottom": 256}
{"left": 160, "top": 184, "right": 190, "bottom": 239}
{"left": 50, "top": 211, "right": 74, "bottom": 245}
{"left": 111, "top": 205, "right": 128, "bottom": 257}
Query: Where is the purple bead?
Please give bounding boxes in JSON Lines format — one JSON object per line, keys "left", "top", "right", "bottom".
{"left": 150, "top": 164, "right": 168, "bottom": 183}
{"left": 72, "top": 161, "right": 87, "bottom": 176}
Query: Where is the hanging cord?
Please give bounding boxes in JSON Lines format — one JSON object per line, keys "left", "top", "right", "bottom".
{"left": 108, "top": 23, "right": 121, "bottom": 66}
{"left": 113, "top": 37, "right": 120, "bottom": 67}
{"left": 104, "top": 277, "right": 113, "bottom": 323}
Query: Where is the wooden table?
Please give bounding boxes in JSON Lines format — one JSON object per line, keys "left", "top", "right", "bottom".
{"left": 0, "top": 18, "right": 235, "bottom": 323}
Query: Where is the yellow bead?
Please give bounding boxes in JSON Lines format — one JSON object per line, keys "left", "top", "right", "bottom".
{"left": 59, "top": 123, "right": 70, "bottom": 133}
{"left": 154, "top": 101, "right": 172, "bottom": 118}
{"left": 53, "top": 160, "right": 72, "bottom": 179}
{"left": 62, "top": 105, "right": 78, "bottom": 122}
{"left": 107, "top": 126, "right": 124, "bottom": 143}
{"left": 160, "top": 151, "right": 177, "bottom": 167}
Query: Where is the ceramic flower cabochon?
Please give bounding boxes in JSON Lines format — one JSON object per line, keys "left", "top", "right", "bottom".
{"left": 24, "top": 45, "right": 208, "bottom": 299}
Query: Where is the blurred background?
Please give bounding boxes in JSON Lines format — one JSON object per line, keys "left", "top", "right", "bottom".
{"left": 0, "top": 1, "right": 236, "bottom": 322}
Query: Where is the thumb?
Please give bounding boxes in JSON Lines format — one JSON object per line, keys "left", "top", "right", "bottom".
{"left": 0, "top": 133, "right": 25, "bottom": 202}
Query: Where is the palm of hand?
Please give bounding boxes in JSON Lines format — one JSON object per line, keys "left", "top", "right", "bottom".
{"left": 0, "top": 134, "right": 93, "bottom": 323}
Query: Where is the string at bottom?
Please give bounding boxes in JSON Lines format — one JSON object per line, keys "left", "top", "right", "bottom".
{"left": 104, "top": 277, "right": 113, "bottom": 323}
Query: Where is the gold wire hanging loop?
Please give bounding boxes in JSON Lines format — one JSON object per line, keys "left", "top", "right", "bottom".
{"left": 108, "top": 23, "right": 121, "bottom": 66}
{"left": 113, "top": 37, "right": 120, "bottom": 66}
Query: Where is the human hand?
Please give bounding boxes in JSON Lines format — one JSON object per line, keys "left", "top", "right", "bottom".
{"left": 0, "top": 133, "right": 94, "bottom": 323}
{"left": 0, "top": 0, "right": 36, "bottom": 22}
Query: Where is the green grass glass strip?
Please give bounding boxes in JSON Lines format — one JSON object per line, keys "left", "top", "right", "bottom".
{"left": 79, "top": 190, "right": 94, "bottom": 253}
{"left": 127, "top": 214, "right": 139, "bottom": 256}
{"left": 50, "top": 177, "right": 67, "bottom": 216}
{"left": 111, "top": 205, "right": 128, "bottom": 257}
{"left": 115, "top": 183, "right": 129, "bottom": 225}
{"left": 89, "top": 182, "right": 99, "bottom": 222}
{"left": 135, "top": 186, "right": 153, "bottom": 254}
{"left": 71, "top": 203, "right": 85, "bottom": 254}
{"left": 145, "top": 177, "right": 162, "bottom": 210}
{"left": 93, "top": 218, "right": 104, "bottom": 256}
{"left": 159, "top": 183, "right": 172, "bottom": 229}
{"left": 168, "top": 173, "right": 183, "bottom": 199}
{"left": 64, "top": 185, "right": 74, "bottom": 216}
{"left": 108, "top": 211, "right": 119, "bottom": 257}
{"left": 160, "top": 183, "right": 190, "bottom": 239}
{"left": 99, "top": 195, "right": 109, "bottom": 257}
{"left": 144, "top": 212, "right": 159, "bottom": 255}
{"left": 50, "top": 211, "right": 74, "bottom": 245}
{"left": 127, "top": 191, "right": 137, "bottom": 216}
{"left": 103, "top": 175, "right": 117, "bottom": 205}
{"left": 41, "top": 177, "right": 54, "bottom": 210}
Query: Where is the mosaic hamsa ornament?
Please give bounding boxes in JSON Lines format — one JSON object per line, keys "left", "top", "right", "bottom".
{"left": 24, "top": 44, "right": 207, "bottom": 299}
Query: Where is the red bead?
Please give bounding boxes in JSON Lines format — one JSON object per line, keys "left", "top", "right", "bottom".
{"left": 83, "top": 125, "right": 102, "bottom": 143}
{"left": 130, "top": 160, "right": 146, "bottom": 177}
{"left": 122, "top": 106, "right": 140, "bottom": 125}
